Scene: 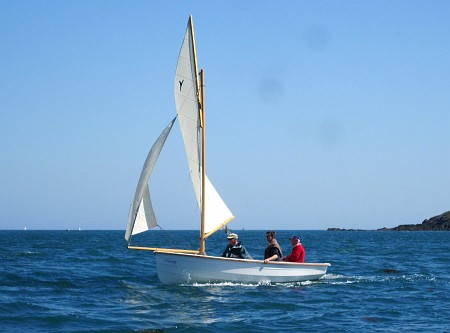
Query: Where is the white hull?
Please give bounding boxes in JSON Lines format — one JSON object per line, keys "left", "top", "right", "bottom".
{"left": 155, "top": 252, "right": 330, "bottom": 285}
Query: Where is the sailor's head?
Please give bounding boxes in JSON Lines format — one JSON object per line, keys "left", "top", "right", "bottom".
{"left": 289, "top": 235, "right": 300, "bottom": 245}
{"left": 266, "top": 230, "right": 276, "bottom": 241}
{"left": 227, "top": 233, "right": 238, "bottom": 245}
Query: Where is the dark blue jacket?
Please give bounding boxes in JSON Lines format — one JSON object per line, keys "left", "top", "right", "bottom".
{"left": 222, "top": 241, "right": 253, "bottom": 259}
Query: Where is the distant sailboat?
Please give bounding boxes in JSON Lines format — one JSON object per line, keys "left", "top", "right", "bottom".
{"left": 24, "top": 226, "right": 27, "bottom": 231}
{"left": 125, "top": 16, "right": 330, "bottom": 285}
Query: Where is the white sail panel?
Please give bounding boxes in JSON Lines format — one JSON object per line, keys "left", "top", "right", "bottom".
{"left": 204, "top": 175, "right": 234, "bottom": 235}
{"left": 174, "top": 17, "right": 202, "bottom": 208}
{"left": 131, "top": 186, "right": 156, "bottom": 235}
{"left": 125, "top": 117, "right": 176, "bottom": 242}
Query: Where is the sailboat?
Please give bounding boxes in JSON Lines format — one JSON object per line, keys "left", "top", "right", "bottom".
{"left": 125, "top": 16, "right": 330, "bottom": 285}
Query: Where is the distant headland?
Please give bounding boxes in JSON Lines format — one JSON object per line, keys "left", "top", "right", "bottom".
{"left": 378, "top": 210, "right": 450, "bottom": 231}
{"left": 328, "top": 210, "right": 450, "bottom": 231}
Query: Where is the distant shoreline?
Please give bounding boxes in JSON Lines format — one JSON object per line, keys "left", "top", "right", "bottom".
{"left": 328, "top": 210, "right": 450, "bottom": 231}
{"left": 5, "top": 211, "right": 450, "bottom": 232}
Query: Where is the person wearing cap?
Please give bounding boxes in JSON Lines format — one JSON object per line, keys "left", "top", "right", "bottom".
{"left": 282, "top": 235, "right": 305, "bottom": 263}
{"left": 263, "top": 231, "right": 283, "bottom": 263}
{"left": 222, "top": 233, "right": 253, "bottom": 259}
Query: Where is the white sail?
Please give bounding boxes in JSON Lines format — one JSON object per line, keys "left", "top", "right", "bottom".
{"left": 125, "top": 117, "right": 176, "bottom": 242}
{"left": 131, "top": 186, "right": 154, "bottom": 235}
{"left": 174, "top": 17, "right": 202, "bottom": 204}
{"left": 174, "top": 17, "right": 234, "bottom": 237}
{"left": 204, "top": 175, "right": 234, "bottom": 235}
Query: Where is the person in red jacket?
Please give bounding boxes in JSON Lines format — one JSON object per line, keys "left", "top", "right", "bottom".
{"left": 282, "top": 235, "right": 305, "bottom": 263}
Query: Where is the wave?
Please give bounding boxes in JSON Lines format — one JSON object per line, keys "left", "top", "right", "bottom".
{"left": 320, "top": 272, "right": 440, "bottom": 285}
{"left": 180, "top": 279, "right": 322, "bottom": 288}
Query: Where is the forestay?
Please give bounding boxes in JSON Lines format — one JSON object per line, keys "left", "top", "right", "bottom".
{"left": 125, "top": 117, "right": 176, "bottom": 242}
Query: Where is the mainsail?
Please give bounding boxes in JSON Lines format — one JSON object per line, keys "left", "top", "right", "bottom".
{"left": 174, "top": 17, "right": 234, "bottom": 237}
{"left": 125, "top": 117, "right": 176, "bottom": 242}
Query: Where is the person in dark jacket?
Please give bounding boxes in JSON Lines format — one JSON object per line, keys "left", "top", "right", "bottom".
{"left": 222, "top": 233, "right": 253, "bottom": 259}
{"left": 264, "top": 230, "right": 283, "bottom": 263}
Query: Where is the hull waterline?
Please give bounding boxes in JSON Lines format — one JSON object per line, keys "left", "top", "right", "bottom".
{"left": 155, "top": 251, "right": 330, "bottom": 285}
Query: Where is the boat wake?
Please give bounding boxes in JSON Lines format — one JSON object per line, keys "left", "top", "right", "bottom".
{"left": 322, "top": 272, "right": 438, "bottom": 285}
{"left": 181, "top": 279, "right": 324, "bottom": 288}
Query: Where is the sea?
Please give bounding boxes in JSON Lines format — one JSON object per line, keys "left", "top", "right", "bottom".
{"left": 1, "top": 230, "right": 449, "bottom": 332}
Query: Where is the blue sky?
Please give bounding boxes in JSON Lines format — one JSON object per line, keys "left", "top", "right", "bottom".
{"left": 1, "top": 1, "right": 449, "bottom": 230}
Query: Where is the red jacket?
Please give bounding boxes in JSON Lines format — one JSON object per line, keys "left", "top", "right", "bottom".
{"left": 283, "top": 244, "right": 305, "bottom": 263}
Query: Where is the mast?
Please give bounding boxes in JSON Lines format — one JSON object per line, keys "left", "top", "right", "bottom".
{"left": 199, "top": 69, "right": 206, "bottom": 254}
{"left": 188, "top": 15, "right": 206, "bottom": 255}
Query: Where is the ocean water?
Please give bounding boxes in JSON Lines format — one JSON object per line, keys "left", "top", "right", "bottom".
{"left": 1, "top": 230, "right": 449, "bottom": 332}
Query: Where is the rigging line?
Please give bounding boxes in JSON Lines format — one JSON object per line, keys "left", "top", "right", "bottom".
{"left": 224, "top": 225, "right": 231, "bottom": 235}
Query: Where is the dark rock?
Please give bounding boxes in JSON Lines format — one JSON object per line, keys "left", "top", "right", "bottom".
{"left": 327, "top": 228, "right": 367, "bottom": 231}
{"left": 378, "top": 211, "right": 450, "bottom": 231}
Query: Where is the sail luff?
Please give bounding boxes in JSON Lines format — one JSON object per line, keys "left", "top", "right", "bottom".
{"left": 189, "top": 15, "right": 201, "bottom": 100}
{"left": 125, "top": 117, "right": 176, "bottom": 242}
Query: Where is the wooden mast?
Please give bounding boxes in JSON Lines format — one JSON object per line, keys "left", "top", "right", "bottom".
{"left": 199, "top": 69, "right": 206, "bottom": 254}
{"left": 189, "top": 15, "right": 206, "bottom": 255}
